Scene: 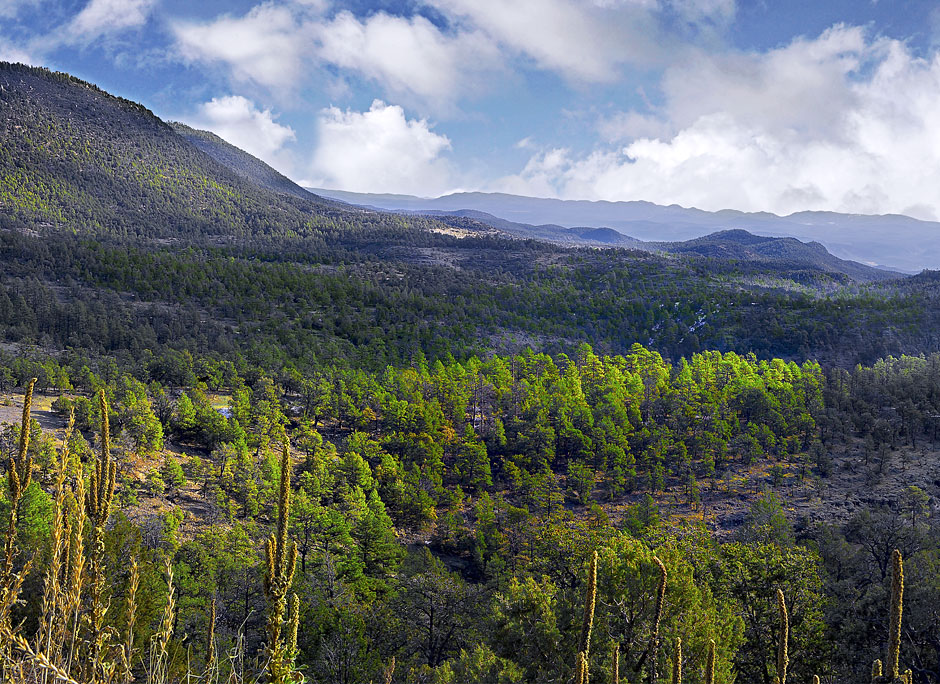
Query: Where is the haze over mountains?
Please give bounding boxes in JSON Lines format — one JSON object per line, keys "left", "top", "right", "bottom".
{"left": 312, "top": 188, "right": 940, "bottom": 273}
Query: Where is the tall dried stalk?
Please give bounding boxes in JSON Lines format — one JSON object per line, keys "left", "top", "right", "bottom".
{"left": 611, "top": 643, "right": 619, "bottom": 684}
{"left": 86, "top": 389, "right": 117, "bottom": 684}
{"left": 646, "top": 557, "right": 667, "bottom": 684}
{"left": 885, "top": 550, "right": 903, "bottom": 680}
{"left": 704, "top": 639, "right": 716, "bottom": 684}
{"left": 122, "top": 557, "right": 140, "bottom": 682}
{"left": 63, "top": 475, "right": 87, "bottom": 675}
{"left": 148, "top": 559, "right": 176, "bottom": 684}
{"left": 672, "top": 637, "right": 682, "bottom": 684}
{"left": 777, "top": 589, "right": 789, "bottom": 684}
{"left": 205, "top": 598, "right": 217, "bottom": 683}
{"left": 36, "top": 407, "right": 74, "bottom": 684}
{"left": 578, "top": 550, "right": 598, "bottom": 684}
{"left": 0, "top": 378, "right": 36, "bottom": 677}
{"left": 263, "top": 441, "right": 299, "bottom": 684}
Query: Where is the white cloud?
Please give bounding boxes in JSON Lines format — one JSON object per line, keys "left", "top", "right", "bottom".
{"left": 67, "top": 0, "right": 156, "bottom": 42}
{"left": 0, "top": 43, "right": 33, "bottom": 63}
{"left": 315, "top": 10, "right": 500, "bottom": 109}
{"left": 502, "top": 25, "right": 940, "bottom": 219}
{"left": 172, "top": 3, "right": 500, "bottom": 108}
{"left": 188, "top": 95, "right": 296, "bottom": 172}
{"left": 661, "top": 25, "right": 870, "bottom": 137}
{"left": 307, "top": 100, "right": 454, "bottom": 195}
{"left": 168, "top": 0, "right": 732, "bottom": 107}
{"left": 428, "top": 0, "right": 665, "bottom": 81}
{"left": 172, "top": 3, "right": 310, "bottom": 90}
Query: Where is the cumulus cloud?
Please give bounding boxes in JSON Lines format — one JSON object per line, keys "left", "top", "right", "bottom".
{"left": 314, "top": 11, "right": 500, "bottom": 109}
{"left": 307, "top": 100, "right": 454, "bottom": 195}
{"left": 172, "top": 3, "right": 310, "bottom": 90}
{"left": 428, "top": 0, "right": 664, "bottom": 81}
{"left": 169, "top": 0, "right": 735, "bottom": 107}
{"left": 0, "top": 43, "right": 33, "bottom": 64}
{"left": 502, "top": 25, "right": 940, "bottom": 219}
{"left": 172, "top": 4, "right": 498, "bottom": 108}
{"left": 188, "top": 96, "right": 296, "bottom": 172}
{"left": 67, "top": 0, "right": 156, "bottom": 42}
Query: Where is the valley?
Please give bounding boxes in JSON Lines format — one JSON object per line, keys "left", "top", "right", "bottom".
{"left": 1, "top": 61, "right": 940, "bottom": 684}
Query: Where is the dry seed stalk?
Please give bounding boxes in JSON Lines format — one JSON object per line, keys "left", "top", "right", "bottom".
{"left": 579, "top": 550, "right": 598, "bottom": 684}
{"left": 37, "top": 408, "right": 74, "bottom": 681}
{"left": 646, "top": 557, "right": 667, "bottom": 684}
{"left": 148, "top": 559, "right": 176, "bottom": 684}
{"left": 87, "top": 389, "right": 117, "bottom": 684}
{"left": 611, "top": 642, "right": 619, "bottom": 684}
{"left": 0, "top": 378, "right": 36, "bottom": 677}
{"left": 205, "top": 598, "right": 217, "bottom": 682}
{"left": 886, "top": 549, "right": 904, "bottom": 680}
{"left": 575, "top": 651, "right": 588, "bottom": 684}
{"left": 263, "top": 441, "right": 299, "bottom": 684}
{"left": 0, "top": 622, "right": 82, "bottom": 684}
{"left": 63, "top": 475, "right": 87, "bottom": 675}
{"left": 777, "top": 589, "right": 789, "bottom": 684}
{"left": 672, "top": 637, "right": 681, "bottom": 684}
{"left": 705, "top": 639, "right": 716, "bottom": 684}
{"left": 122, "top": 556, "right": 140, "bottom": 682}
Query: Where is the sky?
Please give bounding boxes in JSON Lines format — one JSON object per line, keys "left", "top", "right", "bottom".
{"left": 4, "top": 0, "right": 940, "bottom": 218}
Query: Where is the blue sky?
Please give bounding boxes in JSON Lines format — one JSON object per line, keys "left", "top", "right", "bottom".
{"left": 4, "top": 0, "right": 940, "bottom": 218}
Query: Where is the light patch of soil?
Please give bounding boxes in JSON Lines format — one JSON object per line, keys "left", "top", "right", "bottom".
{"left": 0, "top": 392, "right": 68, "bottom": 434}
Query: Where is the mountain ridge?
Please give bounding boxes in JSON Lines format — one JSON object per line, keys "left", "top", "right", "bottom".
{"left": 310, "top": 187, "right": 937, "bottom": 272}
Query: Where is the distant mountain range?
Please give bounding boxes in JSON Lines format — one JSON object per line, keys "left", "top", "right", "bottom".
{"left": 311, "top": 188, "right": 939, "bottom": 273}
{"left": 408, "top": 210, "right": 896, "bottom": 282}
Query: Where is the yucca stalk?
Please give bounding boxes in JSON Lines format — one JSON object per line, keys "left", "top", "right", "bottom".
{"left": 578, "top": 550, "right": 598, "bottom": 683}
{"left": 286, "top": 593, "right": 299, "bottom": 662}
{"left": 63, "top": 476, "right": 87, "bottom": 675}
{"left": 0, "top": 378, "right": 36, "bottom": 677}
{"left": 122, "top": 556, "right": 140, "bottom": 682}
{"left": 704, "top": 639, "right": 716, "bottom": 684}
{"left": 36, "top": 408, "right": 74, "bottom": 684}
{"left": 646, "top": 557, "right": 667, "bottom": 684}
{"left": 575, "top": 651, "right": 588, "bottom": 684}
{"left": 886, "top": 549, "right": 903, "bottom": 680}
{"left": 205, "top": 598, "right": 217, "bottom": 683}
{"left": 148, "top": 558, "right": 176, "bottom": 684}
{"left": 777, "top": 589, "right": 789, "bottom": 684}
{"left": 263, "top": 441, "right": 299, "bottom": 684}
{"left": 672, "top": 637, "right": 681, "bottom": 684}
{"left": 86, "top": 389, "right": 117, "bottom": 684}
{"left": 611, "top": 642, "right": 619, "bottom": 684}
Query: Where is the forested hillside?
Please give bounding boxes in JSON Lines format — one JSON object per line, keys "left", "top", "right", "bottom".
{"left": 1, "top": 62, "right": 940, "bottom": 684}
